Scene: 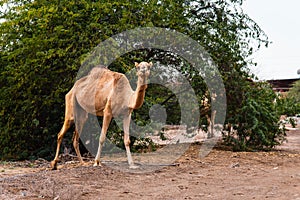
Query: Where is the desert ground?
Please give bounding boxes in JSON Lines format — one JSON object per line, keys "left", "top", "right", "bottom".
{"left": 1, "top": 127, "right": 300, "bottom": 200}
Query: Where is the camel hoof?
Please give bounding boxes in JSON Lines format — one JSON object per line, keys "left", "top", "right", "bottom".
{"left": 93, "top": 161, "right": 102, "bottom": 167}
{"left": 129, "top": 165, "right": 139, "bottom": 169}
{"left": 50, "top": 161, "right": 57, "bottom": 170}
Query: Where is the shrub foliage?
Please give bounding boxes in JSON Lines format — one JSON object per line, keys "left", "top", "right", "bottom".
{"left": 0, "top": 0, "right": 282, "bottom": 160}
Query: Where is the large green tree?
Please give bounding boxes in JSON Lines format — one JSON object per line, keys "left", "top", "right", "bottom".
{"left": 0, "top": 0, "right": 282, "bottom": 159}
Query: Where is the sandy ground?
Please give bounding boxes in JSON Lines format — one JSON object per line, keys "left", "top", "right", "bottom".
{"left": 1, "top": 128, "right": 300, "bottom": 200}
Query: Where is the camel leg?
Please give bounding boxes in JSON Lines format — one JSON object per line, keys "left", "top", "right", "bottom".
{"left": 51, "top": 119, "right": 73, "bottom": 170}
{"left": 72, "top": 130, "right": 84, "bottom": 164}
{"left": 51, "top": 92, "right": 74, "bottom": 170}
{"left": 73, "top": 98, "right": 88, "bottom": 165}
{"left": 210, "top": 110, "right": 216, "bottom": 138}
{"left": 94, "top": 105, "right": 112, "bottom": 166}
{"left": 123, "top": 114, "right": 137, "bottom": 168}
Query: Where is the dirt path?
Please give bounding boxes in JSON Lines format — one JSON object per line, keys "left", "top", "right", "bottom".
{"left": 1, "top": 129, "right": 300, "bottom": 200}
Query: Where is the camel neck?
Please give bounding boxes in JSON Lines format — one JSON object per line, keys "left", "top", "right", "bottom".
{"left": 130, "top": 77, "right": 148, "bottom": 109}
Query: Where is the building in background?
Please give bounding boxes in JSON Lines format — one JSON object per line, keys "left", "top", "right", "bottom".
{"left": 267, "top": 78, "right": 300, "bottom": 97}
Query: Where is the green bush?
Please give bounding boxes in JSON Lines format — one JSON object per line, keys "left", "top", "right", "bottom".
{"left": 0, "top": 0, "right": 274, "bottom": 160}
{"left": 275, "top": 95, "right": 300, "bottom": 116}
{"left": 224, "top": 82, "right": 286, "bottom": 151}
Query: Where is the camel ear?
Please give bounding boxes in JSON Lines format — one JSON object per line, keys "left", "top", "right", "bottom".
{"left": 135, "top": 62, "right": 139, "bottom": 68}
{"left": 149, "top": 62, "right": 153, "bottom": 68}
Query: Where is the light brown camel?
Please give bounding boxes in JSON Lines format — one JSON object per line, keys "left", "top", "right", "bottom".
{"left": 201, "top": 92, "right": 217, "bottom": 138}
{"left": 50, "top": 61, "right": 152, "bottom": 170}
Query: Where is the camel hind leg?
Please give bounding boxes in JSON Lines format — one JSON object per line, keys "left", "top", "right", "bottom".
{"left": 72, "top": 130, "right": 83, "bottom": 164}
{"left": 51, "top": 92, "right": 74, "bottom": 170}
{"left": 72, "top": 105, "right": 88, "bottom": 165}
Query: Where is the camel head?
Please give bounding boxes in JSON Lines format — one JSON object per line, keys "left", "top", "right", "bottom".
{"left": 135, "top": 61, "right": 152, "bottom": 79}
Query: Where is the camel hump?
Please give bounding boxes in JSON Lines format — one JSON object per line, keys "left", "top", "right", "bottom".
{"left": 88, "top": 66, "right": 108, "bottom": 80}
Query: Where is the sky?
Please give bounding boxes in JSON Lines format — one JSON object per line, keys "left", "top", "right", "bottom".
{"left": 242, "top": 0, "right": 300, "bottom": 80}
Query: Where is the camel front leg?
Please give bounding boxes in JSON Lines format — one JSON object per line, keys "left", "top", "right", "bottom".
{"left": 94, "top": 108, "right": 112, "bottom": 166}
{"left": 123, "top": 114, "right": 138, "bottom": 169}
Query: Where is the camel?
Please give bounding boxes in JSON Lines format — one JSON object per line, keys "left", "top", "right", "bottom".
{"left": 201, "top": 91, "right": 217, "bottom": 138}
{"left": 50, "top": 61, "right": 152, "bottom": 170}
